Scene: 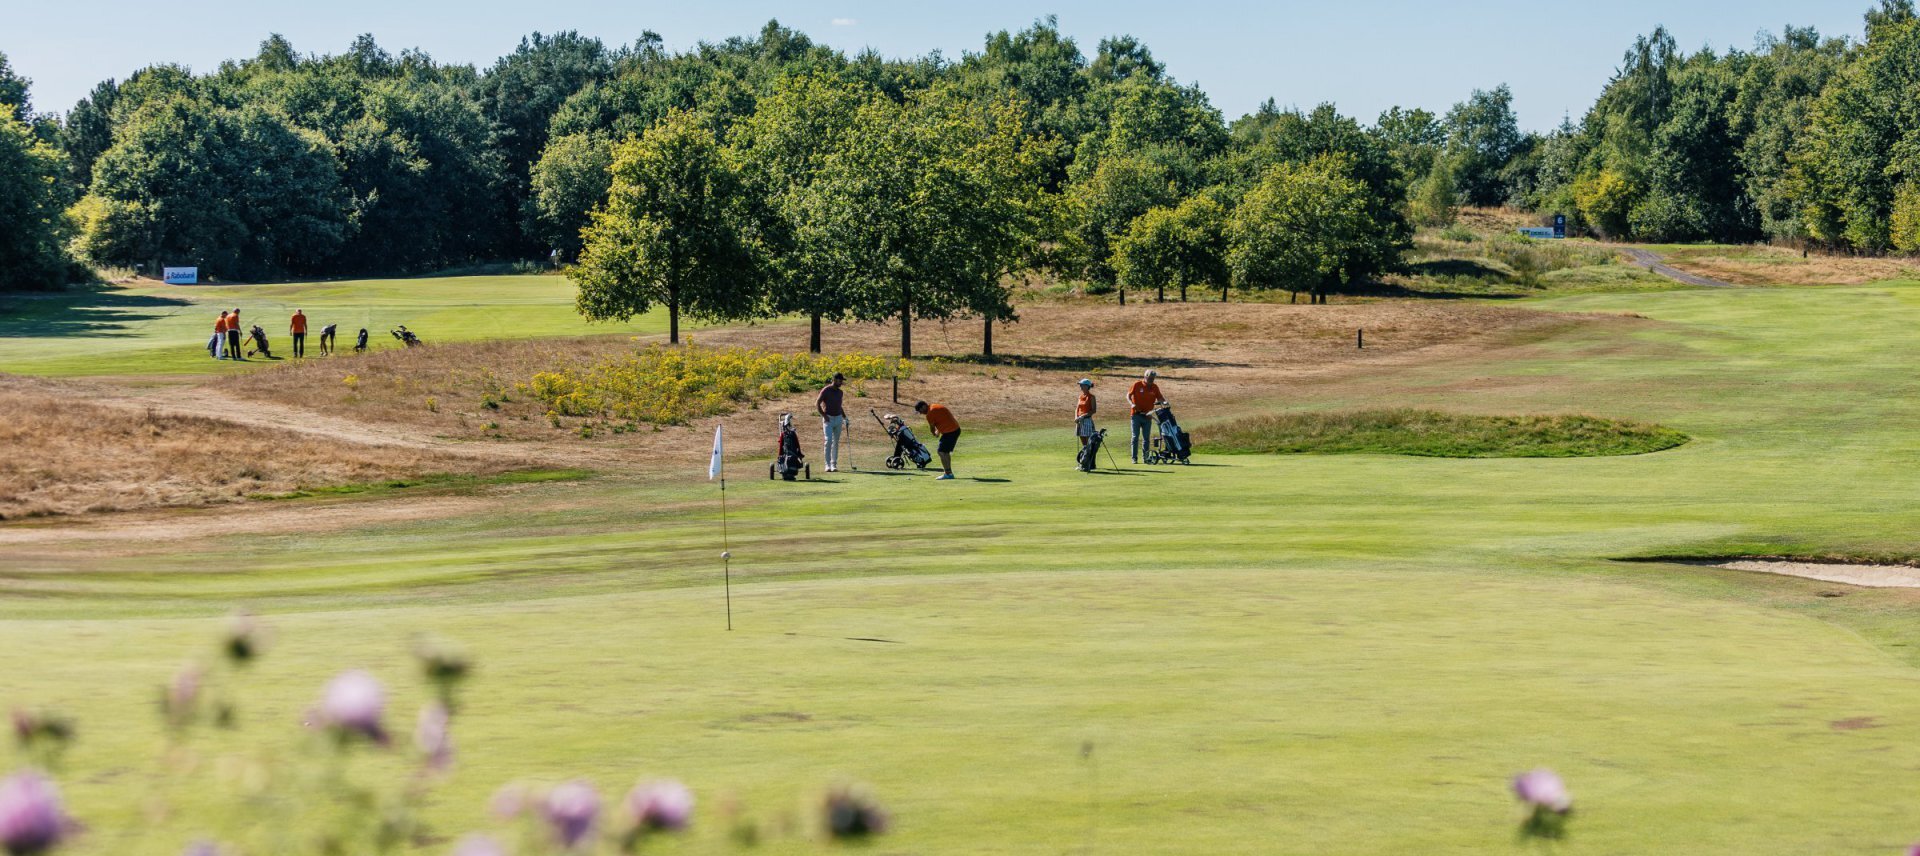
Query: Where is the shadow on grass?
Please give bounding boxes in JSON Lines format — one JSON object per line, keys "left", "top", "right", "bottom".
{"left": 955, "top": 353, "right": 1250, "bottom": 371}
{"left": 970, "top": 477, "right": 1011, "bottom": 483}
{"left": 0, "top": 287, "right": 195, "bottom": 339}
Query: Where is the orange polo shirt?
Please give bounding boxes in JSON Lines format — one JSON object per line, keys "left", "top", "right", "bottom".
{"left": 1076, "top": 392, "right": 1094, "bottom": 419}
{"left": 1129, "top": 380, "right": 1162, "bottom": 415}
{"left": 923, "top": 404, "right": 960, "bottom": 435}
{"left": 291, "top": 313, "right": 307, "bottom": 333}
{"left": 216, "top": 314, "right": 228, "bottom": 333}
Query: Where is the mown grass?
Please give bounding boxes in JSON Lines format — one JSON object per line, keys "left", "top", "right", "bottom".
{"left": 17, "top": 279, "right": 1920, "bottom": 852}
{"left": 1200, "top": 409, "right": 1688, "bottom": 458}
{"left": 0, "top": 275, "right": 674, "bottom": 377}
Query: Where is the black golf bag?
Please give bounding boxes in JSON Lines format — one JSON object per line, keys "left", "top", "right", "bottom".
{"left": 873, "top": 410, "right": 932, "bottom": 470}
{"left": 1147, "top": 405, "right": 1191, "bottom": 464}
{"left": 354, "top": 328, "right": 370, "bottom": 352}
{"left": 1077, "top": 427, "right": 1107, "bottom": 472}
{"left": 391, "top": 326, "right": 423, "bottom": 347}
{"left": 769, "top": 414, "right": 809, "bottom": 481}
{"left": 245, "top": 325, "right": 273, "bottom": 359}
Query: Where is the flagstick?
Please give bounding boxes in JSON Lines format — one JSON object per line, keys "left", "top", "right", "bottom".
{"left": 720, "top": 476, "right": 732, "bottom": 632}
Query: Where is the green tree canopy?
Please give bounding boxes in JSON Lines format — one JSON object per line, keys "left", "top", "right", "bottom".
{"left": 1228, "top": 155, "right": 1373, "bottom": 303}
{"left": 573, "top": 110, "right": 761, "bottom": 343}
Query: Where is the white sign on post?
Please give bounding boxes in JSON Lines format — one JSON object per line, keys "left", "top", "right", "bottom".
{"left": 163, "top": 267, "right": 199, "bottom": 284}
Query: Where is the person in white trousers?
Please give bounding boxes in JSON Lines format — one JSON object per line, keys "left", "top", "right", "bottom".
{"left": 816, "top": 372, "right": 848, "bottom": 472}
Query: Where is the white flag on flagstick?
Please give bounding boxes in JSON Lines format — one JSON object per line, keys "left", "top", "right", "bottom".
{"left": 709, "top": 425, "right": 724, "bottom": 480}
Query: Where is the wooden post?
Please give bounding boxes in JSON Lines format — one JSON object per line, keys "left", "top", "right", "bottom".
{"left": 1357, "top": 328, "right": 1364, "bottom": 349}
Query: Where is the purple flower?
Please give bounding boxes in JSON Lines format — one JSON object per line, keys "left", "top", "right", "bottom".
{"left": 451, "top": 833, "right": 506, "bottom": 856}
{"left": 180, "top": 840, "right": 225, "bottom": 856}
{"left": 0, "top": 771, "right": 77, "bottom": 855}
{"left": 163, "top": 666, "right": 203, "bottom": 727}
{"left": 823, "top": 786, "right": 889, "bottom": 839}
{"left": 624, "top": 780, "right": 693, "bottom": 833}
{"left": 317, "top": 670, "right": 387, "bottom": 745}
{"left": 489, "top": 783, "right": 530, "bottom": 820}
{"left": 414, "top": 703, "right": 453, "bottom": 771}
{"left": 1512, "top": 768, "right": 1571, "bottom": 813}
{"left": 541, "top": 781, "right": 600, "bottom": 849}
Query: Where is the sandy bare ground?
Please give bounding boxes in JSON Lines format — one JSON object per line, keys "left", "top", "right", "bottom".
{"left": 1717, "top": 560, "right": 1920, "bottom": 589}
{"left": 0, "top": 300, "right": 1628, "bottom": 544}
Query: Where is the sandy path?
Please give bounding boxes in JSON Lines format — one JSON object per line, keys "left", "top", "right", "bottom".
{"left": 1618, "top": 248, "right": 1737, "bottom": 288}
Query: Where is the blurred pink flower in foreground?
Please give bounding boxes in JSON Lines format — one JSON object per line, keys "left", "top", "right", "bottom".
{"left": 451, "top": 833, "right": 506, "bottom": 856}
{"left": 179, "top": 840, "right": 225, "bottom": 856}
{"left": 415, "top": 703, "right": 453, "bottom": 771}
{"left": 0, "top": 771, "right": 77, "bottom": 856}
{"left": 1512, "top": 768, "right": 1571, "bottom": 813}
{"left": 490, "top": 783, "right": 530, "bottom": 820}
{"left": 164, "top": 666, "right": 203, "bottom": 727}
{"left": 317, "top": 670, "right": 388, "bottom": 745}
{"left": 542, "top": 780, "right": 601, "bottom": 849}
{"left": 625, "top": 779, "right": 694, "bottom": 832}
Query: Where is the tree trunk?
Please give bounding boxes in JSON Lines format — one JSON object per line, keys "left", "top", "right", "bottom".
{"left": 668, "top": 302, "right": 680, "bottom": 344}
{"left": 1119, "top": 288, "right": 1126, "bottom": 306}
{"left": 809, "top": 312, "right": 822, "bottom": 354}
{"left": 1180, "top": 284, "right": 1187, "bottom": 302}
{"left": 1289, "top": 290, "right": 1297, "bottom": 304}
{"left": 900, "top": 285, "right": 912, "bottom": 358}
{"left": 1220, "top": 283, "right": 1228, "bottom": 303}
{"left": 1156, "top": 285, "right": 1165, "bottom": 302}
{"left": 983, "top": 315, "right": 994, "bottom": 360}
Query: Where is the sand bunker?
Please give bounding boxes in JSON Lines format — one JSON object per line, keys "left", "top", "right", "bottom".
{"left": 1716, "top": 560, "right": 1920, "bottom": 589}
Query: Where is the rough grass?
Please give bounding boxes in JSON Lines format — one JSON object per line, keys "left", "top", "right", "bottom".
{"left": 0, "top": 385, "right": 512, "bottom": 519}
{"left": 1200, "top": 409, "right": 1688, "bottom": 458}
{"left": 1654, "top": 244, "right": 1920, "bottom": 286}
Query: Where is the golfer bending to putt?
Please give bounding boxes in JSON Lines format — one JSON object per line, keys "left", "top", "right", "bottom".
{"left": 915, "top": 400, "right": 961, "bottom": 480}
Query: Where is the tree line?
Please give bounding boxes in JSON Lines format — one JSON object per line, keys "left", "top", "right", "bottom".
{"left": 4, "top": 4, "right": 1920, "bottom": 337}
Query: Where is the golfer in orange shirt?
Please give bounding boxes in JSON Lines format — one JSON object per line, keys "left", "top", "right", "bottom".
{"left": 914, "top": 401, "right": 961, "bottom": 480}
{"left": 290, "top": 309, "right": 308, "bottom": 358}
{"left": 1127, "top": 369, "right": 1164, "bottom": 463}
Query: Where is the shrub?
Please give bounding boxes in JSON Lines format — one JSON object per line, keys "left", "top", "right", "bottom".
{"left": 1439, "top": 225, "right": 1477, "bottom": 243}
{"left": 527, "top": 344, "right": 910, "bottom": 426}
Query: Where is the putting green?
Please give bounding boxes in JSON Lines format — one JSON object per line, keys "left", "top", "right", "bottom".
{"left": 7, "top": 278, "right": 1920, "bottom": 853}
{"left": 0, "top": 275, "right": 669, "bottom": 377}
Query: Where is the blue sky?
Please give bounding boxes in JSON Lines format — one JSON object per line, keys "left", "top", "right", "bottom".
{"left": 6, "top": 0, "right": 1872, "bottom": 130}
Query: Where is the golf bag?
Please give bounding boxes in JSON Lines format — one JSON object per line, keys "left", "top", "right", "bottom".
{"left": 1147, "top": 405, "right": 1191, "bottom": 464}
{"left": 207, "top": 333, "right": 220, "bottom": 359}
{"left": 872, "top": 409, "right": 932, "bottom": 470}
{"left": 354, "top": 328, "right": 370, "bottom": 353}
{"left": 245, "top": 325, "right": 273, "bottom": 359}
{"left": 1077, "top": 427, "right": 1108, "bottom": 472}
{"left": 391, "top": 326, "right": 423, "bottom": 348}
{"left": 769, "top": 413, "right": 809, "bottom": 481}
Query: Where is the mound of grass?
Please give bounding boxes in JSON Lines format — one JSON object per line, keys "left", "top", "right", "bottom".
{"left": 1200, "top": 409, "right": 1688, "bottom": 458}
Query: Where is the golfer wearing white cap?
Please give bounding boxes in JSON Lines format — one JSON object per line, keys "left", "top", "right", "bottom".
{"left": 1127, "top": 369, "right": 1164, "bottom": 464}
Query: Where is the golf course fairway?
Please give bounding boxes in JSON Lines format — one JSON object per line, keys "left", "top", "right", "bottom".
{"left": 7, "top": 275, "right": 1920, "bottom": 853}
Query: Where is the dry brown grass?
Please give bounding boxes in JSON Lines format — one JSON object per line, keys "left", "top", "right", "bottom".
{"left": 1662, "top": 245, "right": 1920, "bottom": 286}
{"left": 1455, "top": 207, "right": 1544, "bottom": 232}
{"left": 0, "top": 378, "right": 510, "bottom": 520}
